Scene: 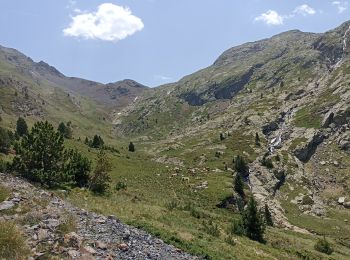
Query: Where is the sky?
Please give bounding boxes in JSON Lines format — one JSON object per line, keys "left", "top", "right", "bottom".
{"left": 0, "top": 1, "right": 349, "bottom": 87}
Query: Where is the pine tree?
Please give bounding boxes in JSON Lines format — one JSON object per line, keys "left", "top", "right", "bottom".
{"left": 234, "top": 155, "right": 248, "bottom": 175}
{"left": 16, "top": 117, "right": 28, "bottom": 137}
{"left": 64, "top": 149, "right": 91, "bottom": 187}
{"left": 255, "top": 132, "right": 260, "bottom": 146}
{"left": 234, "top": 173, "right": 244, "bottom": 198}
{"left": 58, "top": 122, "right": 67, "bottom": 136}
{"left": 89, "top": 149, "right": 112, "bottom": 193}
{"left": 264, "top": 204, "right": 273, "bottom": 226}
{"left": 91, "top": 135, "right": 104, "bottom": 148}
{"left": 12, "top": 121, "right": 65, "bottom": 187}
{"left": 128, "top": 142, "right": 135, "bottom": 152}
{"left": 242, "top": 197, "right": 265, "bottom": 243}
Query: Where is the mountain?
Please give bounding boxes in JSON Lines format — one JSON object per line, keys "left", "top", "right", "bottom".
{"left": 2, "top": 21, "right": 350, "bottom": 259}
{"left": 0, "top": 45, "right": 148, "bottom": 111}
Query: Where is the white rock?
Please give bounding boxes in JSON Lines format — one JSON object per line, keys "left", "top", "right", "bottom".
{"left": 338, "top": 197, "right": 346, "bottom": 204}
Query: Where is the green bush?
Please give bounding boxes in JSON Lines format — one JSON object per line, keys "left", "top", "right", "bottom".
{"left": 89, "top": 149, "right": 112, "bottom": 194}
{"left": 0, "top": 127, "right": 11, "bottom": 154}
{"left": 16, "top": 117, "right": 28, "bottom": 137}
{"left": 314, "top": 237, "right": 333, "bottom": 255}
{"left": 115, "top": 181, "right": 127, "bottom": 191}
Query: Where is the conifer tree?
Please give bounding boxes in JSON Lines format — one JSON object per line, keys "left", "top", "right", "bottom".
{"left": 16, "top": 117, "right": 28, "bottom": 137}
{"left": 242, "top": 197, "right": 265, "bottom": 243}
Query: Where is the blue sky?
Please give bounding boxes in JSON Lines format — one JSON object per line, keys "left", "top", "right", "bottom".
{"left": 0, "top": 1, "right": 349, "bottom": 87}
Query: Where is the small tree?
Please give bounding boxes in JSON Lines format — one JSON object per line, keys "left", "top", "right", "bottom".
{"left": 89, "top": 149, "right": 112, "bottom": 194}
{"left": 12, "top": 121, "right": 65, "bottom": 187}
{"left": 58, "top": 122, "right": 72, "bottom": 139}
{"left": 16, "top": 117, "right": 28, "bottom": 137}
{"left": 264, "top": 204, "right": 273, "bottom": 227}
{"left": 91, "top": 135, "right": 104, "bottom": 148}
{"left": 242, "top": 197, "right": 265, "bottom": 243}
{"left": 219, "top": 133, "right": 225, "bottom": 141}
{"left": 128, "top": 142, "right": 135, "bottom": 152}
{"left": 0, "top": 127, "right": 11, "bottom": 154}
{"left": 230, "top": 218, "right": 245, "bottom": 236}
{"left": 234, "top": 155, "right": 248, "bottom": 175}
{"left": 64, "top": 149, "right": 91, "bottom": 187}
{"left": 234, "top": 173, "right": 244, "bottom": 198}
{"left": 58, "top": 122, "right": 67, "bottom": 136}
{"left": 255, "top": 133, "right": 260, "bottom": 146}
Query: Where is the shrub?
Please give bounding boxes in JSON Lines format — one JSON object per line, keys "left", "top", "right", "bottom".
{"left": 128, "top": 142, "right": 135, "bottom": 152}
{"left": 262, "top": 156, "right": 274, "bottom": 169}
{"left": 0, "top": 221, "right": 30, "bottom": 259}
{"left": 16, "top": 117, "right": 28, "bottom": 137}
{"left": 115, "top": 181, "right": 127, "bottom": 191}
{"left": 0, "top": 127, "right": 11, "bottom": 154}
{"left": 255, "top": 133, "right": 260, "bottom": 146}
{"left": 64, "top": 149, "right": 91, "bottom": 187}
{"left": 89, "top": 149, "right": 112, "bottom": 194}
{"left": 234, "top": 173, "right": 244, "bottom": 197}
{"left": 58, "top": 122, "right": 73, "bottom": 139}
{"left": 91, "top": 135, "right": 104, "bottom": 148}
{"left": 234, "top": 155, "right": 248, "bottom": 175}
{"left": 242, "top": 197, "right": 265, "bottom": 243}
{"left": 314, "top": 237, "right": 333, "bottom": 255}
{"left": 302, "top": 195, "right": 314, "bottom": 205}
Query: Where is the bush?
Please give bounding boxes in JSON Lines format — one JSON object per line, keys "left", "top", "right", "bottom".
{"left": 264, "top": 204, "right": 273, "bottom": 226}
{"left": 128, "top": 142, "right": 135, "bottom": 152}
{"left": 91, "top": 135, "right": 104, "bottom": 148}
{"left": 314, "top": 237, "right": 333, "bottom": 255}
{"left": 0, "top": 127, "right": 11, "bottom": 154}
{"left": 16, "top": 117, "right": 28, "bottom": 137}
{"left": 115, "top": 181, "right": 127, "bottom": 191}
{"left": 64, "top": 149, "right": 91, "bottom": 187}
{"left": 89, "top": 149, "right": 112, "bottom": 194}
{"left": 234, "top": 155, "right": 248, "bottom": 175}
{"left": 0, "top": 221, "right": 30, "bottom": 259}
{"left": 262, "top": 156, "right": 274, "bottom": 169}
{"left": 58, "top": 122, "right": 73, "bottom": 139}
{"left": 234, "top": 173, "right": 244, "bottom": 198}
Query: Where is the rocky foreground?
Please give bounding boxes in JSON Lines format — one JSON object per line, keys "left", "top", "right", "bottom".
{"left": 0, "top": 173, "right": 197, "bottom": 259}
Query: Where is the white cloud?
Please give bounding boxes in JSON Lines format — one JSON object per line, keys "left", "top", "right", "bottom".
{"left": 254, "top": 4, "right": 318, "bottom": 26}
{"left": 332, "top": 1, "right": 348, "bottom": 13}
{"left": 254, "top": 10, "right": 284, "bottom": 25}
{"left": 63, "top": 3, "right": 144, "bottom": 42}
{"left": 293, "top": 4, "right": 316, "bottom": 16}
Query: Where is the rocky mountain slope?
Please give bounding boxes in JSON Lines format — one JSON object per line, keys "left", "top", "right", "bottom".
{"left": 2, "top": 20, "right": 350, "bottom": 259}
{"left": 0, "top": 45, "right": 148, "bottom": 112}
{"left": 0, "top": 173, "right": 196, "bottom": 259}
{"left": 114, "top": 21, "right": 350, "bottom": 237}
